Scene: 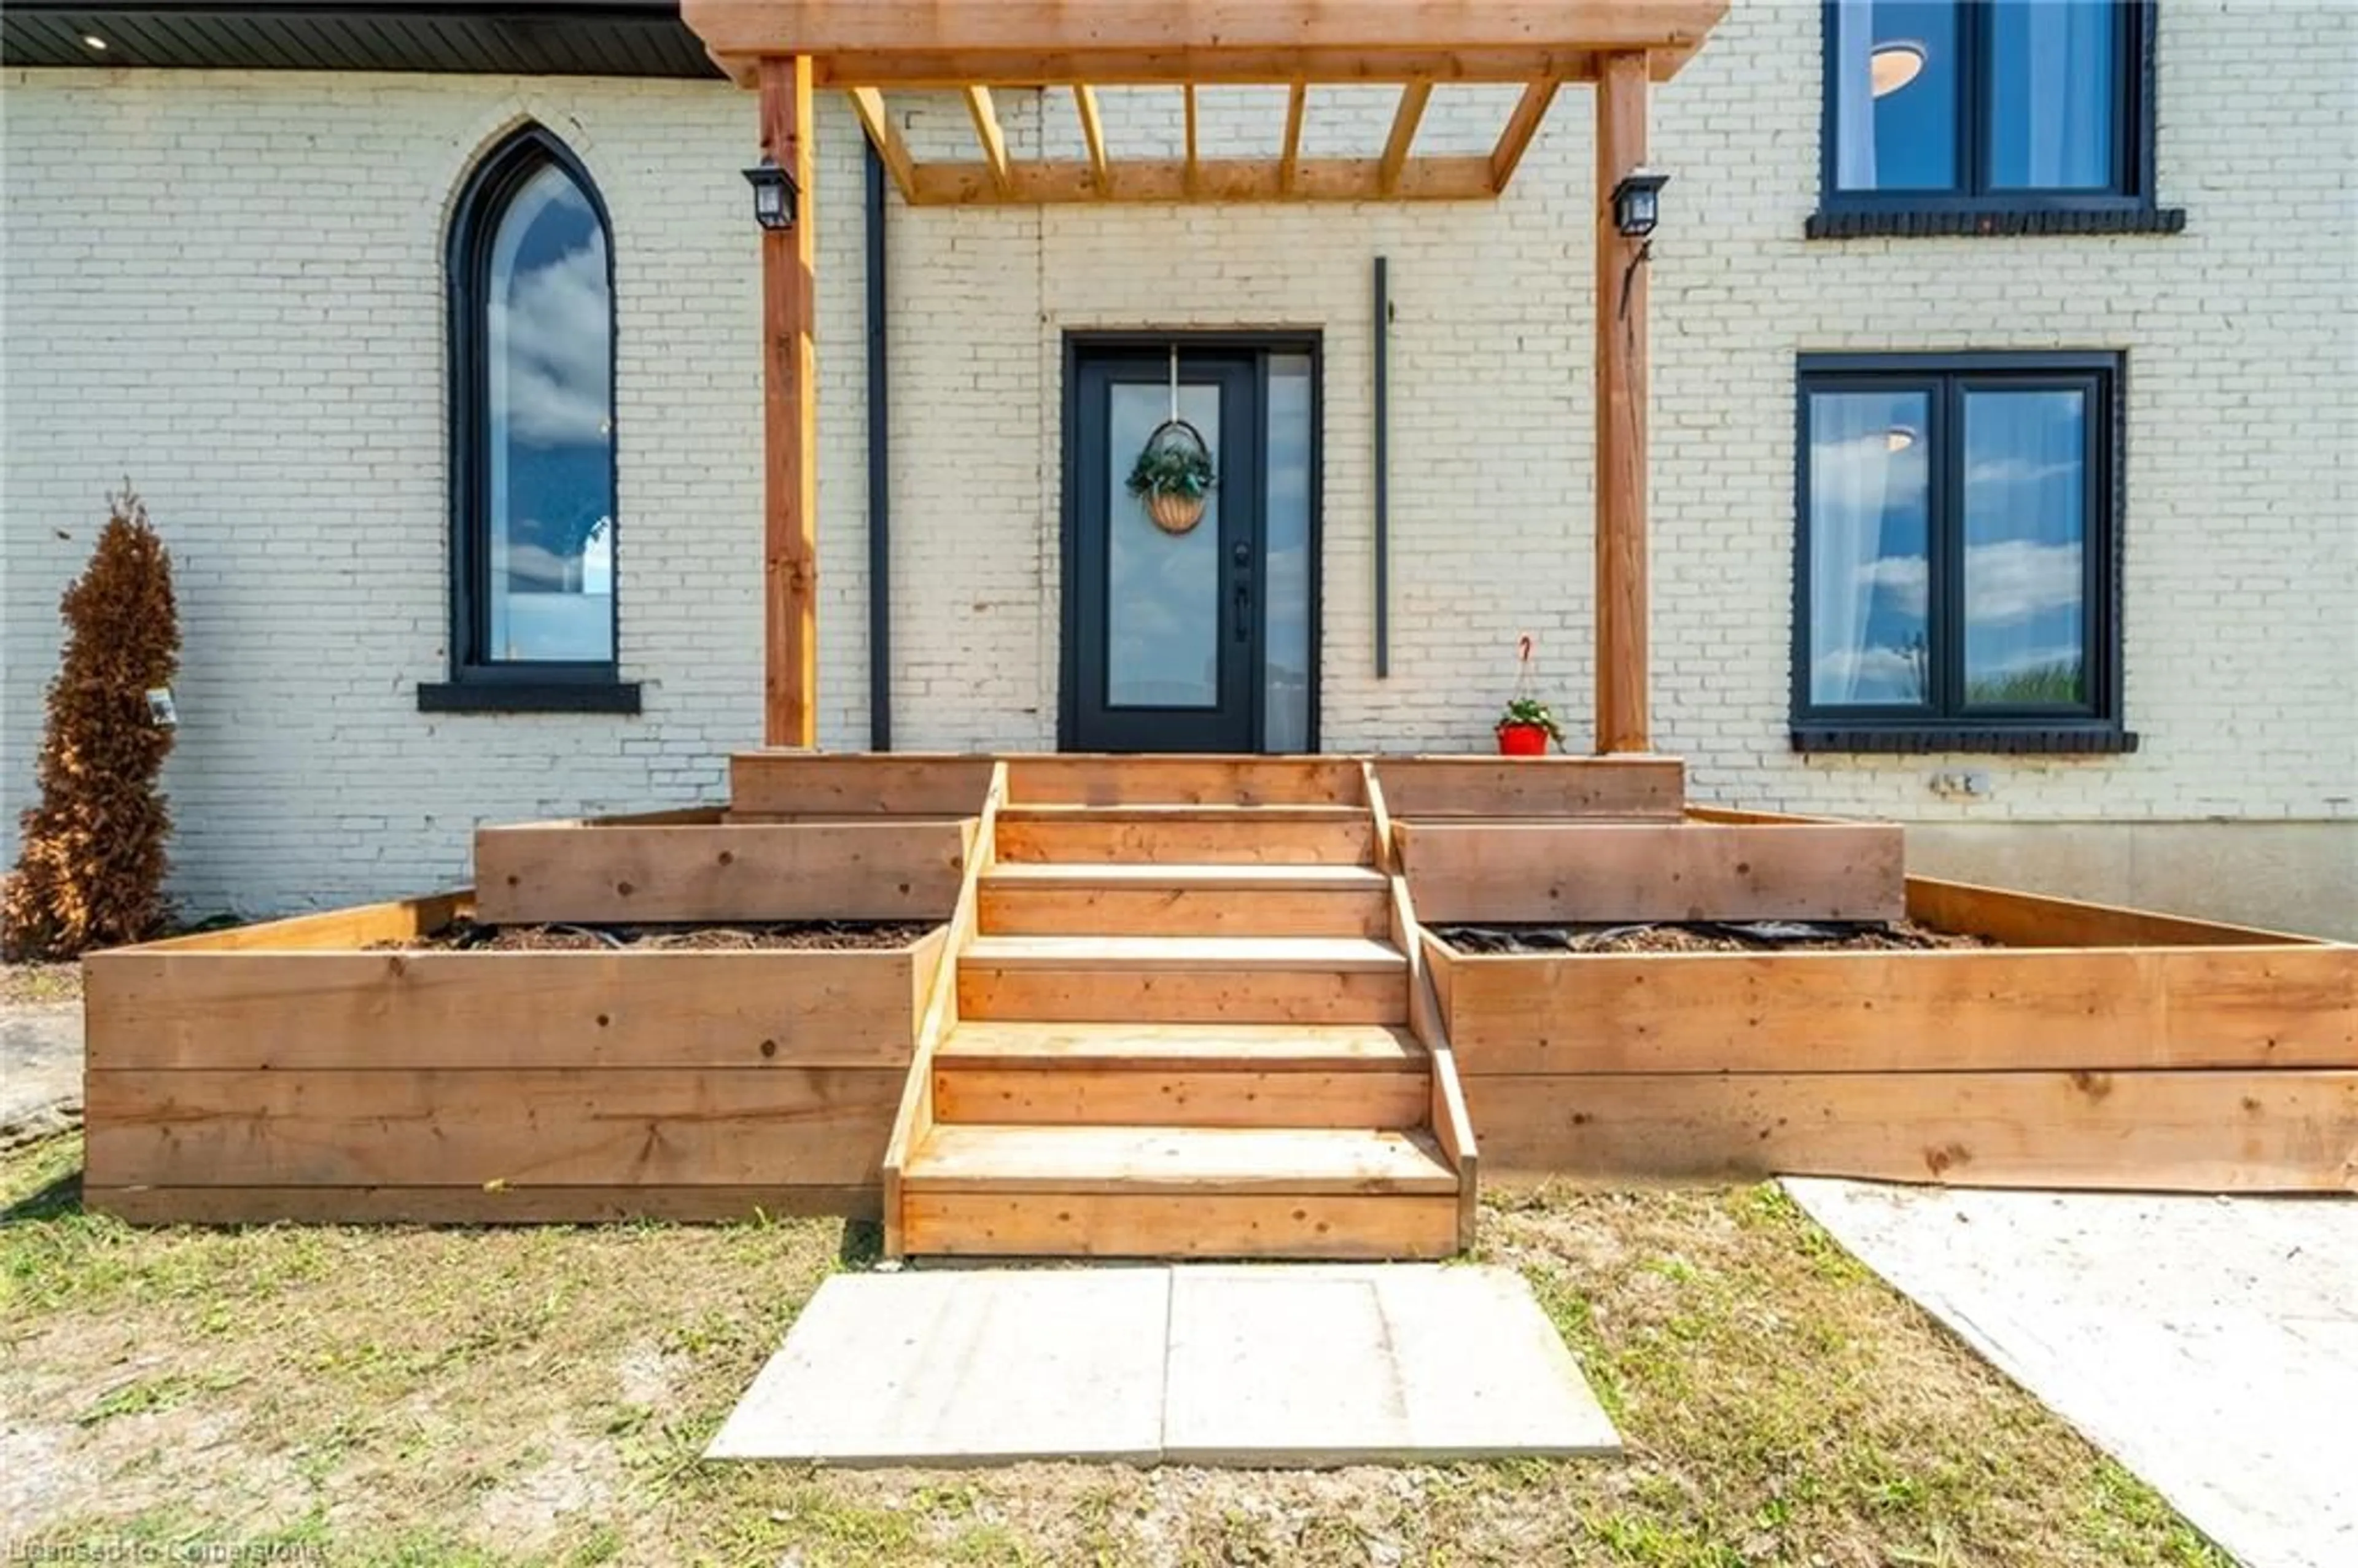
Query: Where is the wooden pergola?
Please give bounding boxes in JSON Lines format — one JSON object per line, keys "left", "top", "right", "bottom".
{"left": 677, "top": 1, "right": 1730, "bottom": 752}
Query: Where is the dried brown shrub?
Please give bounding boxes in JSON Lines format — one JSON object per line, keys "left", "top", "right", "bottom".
{"left": 2, "top": 487, "right": 181, "bottom": 959}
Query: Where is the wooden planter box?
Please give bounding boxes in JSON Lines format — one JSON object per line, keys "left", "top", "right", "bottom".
{"left": 1423, "top": 877, "right": 2357, "bottom": 1193}
{"left": 1372, "top": 755, "right": 1685, "bottom": 820}
{"left": 82, "top": 893, "right": 947, "bottom": 1224}
{"left": 1399, "top": 819, "right": 1905, "bottom": 923}
{"left": 474, "top": 810, "right": 975, "bottom": 925}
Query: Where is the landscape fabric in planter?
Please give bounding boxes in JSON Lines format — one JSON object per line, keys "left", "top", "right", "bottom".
{"left": 1431, "top": 920, "right": 1991, "bottom": 955}
{"left": 384, "top": 918, "right": 940, "bottom": 952}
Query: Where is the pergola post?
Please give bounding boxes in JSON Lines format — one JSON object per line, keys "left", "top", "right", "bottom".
{"left": 1592, "top": 50, "right": 1651, "bottom": 755}
{"left": 760, "top": 55, "right": 819, "bottom": 748}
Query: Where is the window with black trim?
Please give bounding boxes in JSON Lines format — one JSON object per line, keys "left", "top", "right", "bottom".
{"left": 1813, "top": 1, "right": 2177, "bottom": 237}
{"left": 1794, "top": 354, "right": 2132, "bottom": 754}
{"left": 421, "top": 124, "right": 637, "bottom": 715}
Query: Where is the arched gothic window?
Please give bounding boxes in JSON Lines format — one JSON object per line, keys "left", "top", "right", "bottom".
{"left": 426, "top": 125, "right": 634, "bottom": 712}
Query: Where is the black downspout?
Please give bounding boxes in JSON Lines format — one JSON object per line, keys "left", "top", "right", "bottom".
{"left": 1372, "top": 255, "right": 1391, "bottom": 679}
{"left": 865, "top": 141, "right": 893, "bottom": 750}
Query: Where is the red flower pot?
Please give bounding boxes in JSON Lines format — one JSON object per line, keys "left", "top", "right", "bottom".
{"left": 1497, "top": 723, "right": 1551, "bottom": 756}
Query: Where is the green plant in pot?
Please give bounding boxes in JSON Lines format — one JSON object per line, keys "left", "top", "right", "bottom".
{"left": 1496, "top": 696, "right": 1563, "bottom": 756}
{"left": 1127, "top": 420, "right": 1217, "bottom": 534}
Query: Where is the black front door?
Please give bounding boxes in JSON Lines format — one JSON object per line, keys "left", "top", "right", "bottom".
{"left": 1067, "top": 350, "right": 1264, "bottom": 752}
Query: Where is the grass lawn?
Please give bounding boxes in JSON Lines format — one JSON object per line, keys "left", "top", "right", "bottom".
{"left": 0, "top": 1133, "right": 2228, "bottom": 1567}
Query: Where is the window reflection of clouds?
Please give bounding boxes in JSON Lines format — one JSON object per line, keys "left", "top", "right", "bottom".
{"left": 1807, "top": 382, "right": 2091, "bottom": 708}
{"left": 1964, "top": 390, "right": 2085, "bottom": 697}
{"left": 1808, "top": 392, "right": 1931, "bottom": 705}
{"left": 484, "top": 157, "right": 614, "bottom": 662}
{"left": 491, "top": 175, "right": 612, "bottom": 446}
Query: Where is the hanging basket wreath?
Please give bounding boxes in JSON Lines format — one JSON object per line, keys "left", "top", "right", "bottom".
{"left": 1127, "top": 418, "right": 1216, "bottom": 535}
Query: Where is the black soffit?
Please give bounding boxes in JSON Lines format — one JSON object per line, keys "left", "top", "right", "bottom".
{"left": 1, "top": 3, "right": 722, "bottom": 79}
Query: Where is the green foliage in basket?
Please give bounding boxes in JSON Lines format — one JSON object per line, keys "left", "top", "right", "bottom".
{"left": 1127, "top": 433, "right": 1216, "bottom": 502}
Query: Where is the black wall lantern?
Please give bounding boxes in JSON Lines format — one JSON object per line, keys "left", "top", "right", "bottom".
{"left": 1611, "top": 167, "right": 1669, "bottom": 238}
{"left": 744, "top": 157, "right": 798, "bottom": 231}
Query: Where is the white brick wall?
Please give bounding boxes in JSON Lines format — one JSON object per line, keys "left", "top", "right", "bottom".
{"left": 3, "top": 0, "right": 2353, "bottom": 917}
{"left": 2, "top": 71, "right": 868, "bottom": 911}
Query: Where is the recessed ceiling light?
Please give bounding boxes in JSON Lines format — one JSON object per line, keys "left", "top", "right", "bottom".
{"left": 1886, "top": 425, "right": 1919, "bottom": 453}
{"left": 82, "top": 33, "right": 109, "bottom": 51}
{"left": 1870, "top": 41, "right": 1926, "bottom": 98}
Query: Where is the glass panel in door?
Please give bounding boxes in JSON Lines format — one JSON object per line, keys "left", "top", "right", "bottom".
{"left": 1261, "top": 354, "right": 1314, "bottom": 751}
{"left": 1107, "top": 381, "right": 1224, "bottom": 708}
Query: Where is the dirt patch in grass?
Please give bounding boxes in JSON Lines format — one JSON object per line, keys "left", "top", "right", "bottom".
{"left": 1434, "top": 918, "right": 1995, "bottom": 955}
{"left": 1, "top": 1136, "right": 2226, "bottom": 1567}
{"left": 379, "top": 918, "right": 941, "bottom": 952}
{"left": 1, "top": 962, "right": 81, "bottom": 1005}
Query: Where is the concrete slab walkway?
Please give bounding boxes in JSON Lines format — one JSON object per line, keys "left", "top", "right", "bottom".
{"left": 1787, "top": 1179, "right": 2358, "bottom": 1568}
{"left": 1, "top": 1002, "right": 82, "bottom": 1151}
{"left": 707, "top": 1263, "right": 1620, "bottom": 1469}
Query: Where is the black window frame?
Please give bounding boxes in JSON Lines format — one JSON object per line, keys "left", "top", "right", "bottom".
{"left": 1792, "top": 351, "right": 2134, "bottom": 755}
{"left": 1809, "top": 0, "right": 2182, "bottom": 239}
{"left": 419, "top": 122, "right": 638, "bottom": 716}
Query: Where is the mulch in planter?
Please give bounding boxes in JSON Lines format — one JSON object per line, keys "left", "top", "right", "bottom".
{"left": 1432, "top": 920, "right": 1994, "bottom": 955}
{"left": 380, "top": 918, "right": 940, "bottom": 952}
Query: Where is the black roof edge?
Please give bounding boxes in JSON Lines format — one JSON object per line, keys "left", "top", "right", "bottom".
{"left": 2, "top": 3, "right": 722, "bottom": 79}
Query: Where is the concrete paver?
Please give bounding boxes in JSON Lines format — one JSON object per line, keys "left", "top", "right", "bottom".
{"left": 707, "top": 1263, "right": 1619, "bottom": 1469}
{"left": 706, "top": 1267, "right": 1170, "bottom": 1465}
{"left": 1161, "top": 1265, "right": 1621, "bottom": 1465}
{"left": 1787, "top": 1178, "right": 2358, "bottom": 1568}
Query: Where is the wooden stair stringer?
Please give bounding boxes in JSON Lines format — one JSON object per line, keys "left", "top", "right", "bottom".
{"left": 1368, "top": 759, "right": 1481, "bottom": 1251}
{"left": 881, "top": 761, "right": 1006, "bottom": 1260}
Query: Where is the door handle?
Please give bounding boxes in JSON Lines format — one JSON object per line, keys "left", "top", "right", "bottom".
{"left": 1233, "top": 581, "right": 1250, "bottom": 643}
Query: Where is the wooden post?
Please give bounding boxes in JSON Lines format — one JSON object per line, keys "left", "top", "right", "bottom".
{"left": 1593, "top": 51, "right": 1650, "bottom": 755}
{"left": 760, "top": 56, "right": 819, "bottom": 748}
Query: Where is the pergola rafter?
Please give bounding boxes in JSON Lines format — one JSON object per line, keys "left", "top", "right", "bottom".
{"left": 678, "top": 0, "right": 1729, "bottom": 750}
{"left": 849, "top": 77, "right": 1523, "bottom": 208}
{"left": 1073, "top": 85, "right": 1111, "bottom": 190}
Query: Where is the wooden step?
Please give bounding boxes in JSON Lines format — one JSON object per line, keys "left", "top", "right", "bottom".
{"left": 900, "top": 1127, "right": 1459, "bottom": 1256}
{"left": 962, "top": 935, "right": 1404, "bottom": 971}
{"left": 979, "top": 862, "right": 1389, "bottom": 937}
{"left": 995, "top": 805, "right": 1376, "bottom": 866}
{"left": 958, "top": 935, "right": 1410, "bottom": 1023}
{"left": 939, "top": 1021, "right": 1423, "bottom": 1071}
{"left": 901, "top": 1192, "right": 1459, "bottom": 1259}
{"left": 903, "top": 1124, "right": 1457, "bottom": 1195}
{"left": 1005, "top": 755, "right": 1366, "bottom": 807}
{"left": 981, "top": 862, "right": 1388, "bottom": 891}
{"left": 934, "top": 1023, "right": 1429, "bottom": 1129}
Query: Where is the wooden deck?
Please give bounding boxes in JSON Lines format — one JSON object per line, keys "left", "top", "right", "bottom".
{"left": 78, "top": 755, "right": 2357, "bottom": 1240}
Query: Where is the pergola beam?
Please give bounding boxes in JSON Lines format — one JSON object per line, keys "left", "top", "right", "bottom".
{"left": 844, "top": 86, "right": 916, "bottom": 200}
{"left": 1379, "top": 81, "right": 1432, "bottom": 196}
{"left": 1073, "top": 85, "right": 1110, "bottom": 190}
{"left": 1489, "top": 79, "right": 1561, "bottom": 192}
{"left": 963, "top": 85, "right": 1011, "bottom": 196}
{"left": 686, "top": 2, "right": 1727, "bottom": 84}
{"left": 774, "top": 48, "right": 1640, "bottom": 88}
